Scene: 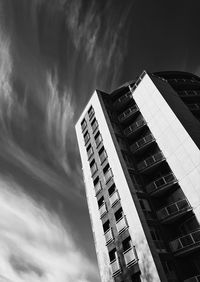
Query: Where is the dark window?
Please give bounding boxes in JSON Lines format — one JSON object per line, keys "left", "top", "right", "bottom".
{"left": 99, "top": 146, "right": 107, "bottom": 164}
{"left": 88, "top": 106, "right": 95, "bottom": 119}
{"left": 109, "top": 248, "right": 116, "bottom": 262}
{"left": 81, "top": 118, "right": 87, "bottom": 131}
{"left": 108, "top": 184, "right": 116, "bottom": 196}
{"left": 98, "top": 196, "right": 104, "bottom": 208}
{"left": 103, "top": 220, "right": 110, "bottom": 233}
{"left": 86, "top": 144, "right": 93, "bottom": 159}
{"left": 94, "top": 131, "right": 102, "bottom": 147}
{"left": 122, "top": 236, "right": 132, "bottom": 251}
{"left": 115, "top": 207, "right": 123, "bottom": 221}
{"left": 91, "top": 118, "right": 98, "bottom": 132}
{"left": 93, "top": 176, "right": 99, "bottom": 186}
{"left": 90, "top": 159, "right": 97, "bottom": 175}
{"left": 83, "top": 131, "right": 90, "bottom": 145}
{"left": 103, "top": 164, "right": 110, "bottom": 174}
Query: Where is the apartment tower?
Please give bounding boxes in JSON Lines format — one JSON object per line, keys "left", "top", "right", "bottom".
{"left": 75, "top": 71, "right": 200, "bottom": 282}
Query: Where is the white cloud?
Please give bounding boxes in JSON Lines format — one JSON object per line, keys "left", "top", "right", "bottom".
{"left": 0, "top": 177, "right": 99, "bottom": 282}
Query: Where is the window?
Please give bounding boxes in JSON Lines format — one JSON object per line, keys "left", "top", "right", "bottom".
{"left": 115, "top": 207, "right": 123, "bottom": 221}
{"left": 98, "top": 196, "right": 104, "bottom": 208}
{"left": 103, "top": 164, "right": 113, "bottom": 183}
{"left": 86, "top": 144, "right": 93, "bottom": 159}
{"left": 122, "top": 236, "right": 132, "bottom": 252}
{"left": 93, "top": 176, "right": 99, "bottom": 186}
{"left": 109, "top": 248, "right": 117, "bottom": 262}
{"left": 103, "top": 220, "right": 110, "bottom": 233}
{"left": 81, "top": 118, "right": 87, "bottom": 131}
{"left": 94, "top": 131, "right": 102, "bottom": 147}
{"left": 108, "top": 184, "right": 116, "bottom": 196}
{"left": 98, "top": 146, "right": 107, "bottom": 164}
{"left": 91, "top": 118, "right": 98, "bottom": 132}
{"left": 88, "top": 106, "right": 95, "bottom": 119}
{"left": 90, "top": 159, "right": 97, "bottom": 176}
{"left": 83, "top": 131, "right": 90, "bottom": 145}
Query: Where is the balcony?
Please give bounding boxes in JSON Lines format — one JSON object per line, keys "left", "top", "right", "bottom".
{"left": 116, "top": 216, "right": 128, "bottom": 234}
{"left": 118, "top": 105, "right": 139, "bottom": 123}
{"left": 114, "top": 91, "right": 132, "bottom": 109}
{"left": 94, "top": 181, "right": 102, "bottom": 195}
{"left": 170, "top": 229, "right": 200, "bottom": 256}
{"left": 104, "top": 228, "right": 114, "bottom": 245}
{"left": 184, "top": 275, "right": 200, "bottom": 282}
{"left": 91, "top": 164, "right": 98, "bottom": 177}
{"left": 99, "top": 202, "right": 107, "bottom": 218}
{"left": 109, "top": 191, "right": 120, "bottom": 206}
{"left": 146, "top": 173, "right": 177, "bottom": 196}
{"left": 95, "top": 135, "right": 102, "bottom": 148}
{"left": 84, "top": 134, "right": 90, "bottom": 145}
{"left": 157, "top": 199, "right": 192, "bottom": 223}
{"left": 104, "top": 168, "right": 113, "bottom": 184}
{"left": 130, "top": 133, "right": 155, "bottom": 153}
{"left": 137, "top": 152, "right": 165, "bottom": 172}
{"left": 81, "top": 121, "right": 87, "bottom": 132}
{"left": 123, "top": 246, "right": 138, "bottom": 267}
{"left": 124, "top": 119, "right": 146, "bottom": 137}
{"left": 110, "top": 257, "right": 121, "bottom": 276}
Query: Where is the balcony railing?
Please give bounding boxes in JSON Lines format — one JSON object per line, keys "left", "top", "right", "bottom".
{"left": 104, "top": 168, "right": 113, "bottom": 183}
{"left": 123, "top": 246, "right": 138, "bottom": 267}
{"left": 146, "top": 173, "right": 177, "bottom": 194}
{"left": 110, "top": 257, "right": 121, "bottom": 276}
{"left": 188, "top": 103, "right": 200, "bottom": 111}
{"left": 84, "top": 134, "right": 90, "bottom": 145}
{"left": 109, "top": 190, "right": 120, "bottom": 206}
{"left": 104, "top": 228, "right": 114, "bottom": 245}
{"left": 116, "top": 216, "right": 128, "bottom": 234}
{"left": 170, "top": 229, "right": 200, "bottom": 254}
{"left": 99, "top": 151, "right": 107, "bottom": 164}
{"left": 137, "top": 152, "right": 165, "bottom": 171}
{"left": 157, "top": 199, "right": 191, "bottom": 222}
{"left": 130, "top": 133, "right": 155, "bottom": 153}
{"left": 118, "top": 105, "right": 139, "bottom": 122}
{"left": 99, "top": 203, "right": 107, "bottom": 218}
{"left": 94, "top": 181, "right": 102, "bottom": 195}
{"left": 81, "top": 122, "right": 87, "bottom": 132}
{"left": 124, "top": 119, "right": 146, "bottom": 137}
{"left": 184, "top": 275, "right": 200, "bottom": 282}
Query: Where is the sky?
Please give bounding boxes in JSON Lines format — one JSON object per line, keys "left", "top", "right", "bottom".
{"left": 0, "top": 0, "right": 200, "bottom": 281}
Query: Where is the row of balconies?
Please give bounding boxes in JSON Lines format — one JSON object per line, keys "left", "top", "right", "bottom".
{"left": 137, "top": 151, "right": 165, "bottom": 172}
{"left": 118, "top": 105, "right": 139, "bottom": 122}
{"left": 124, "top": 118, "right": 146, "bottom": 137}
{"left": 130, "top": 133, "right": 155, "bottom": 153}
{"left": 110, "top": 246, "right": 138, "bottom": 276}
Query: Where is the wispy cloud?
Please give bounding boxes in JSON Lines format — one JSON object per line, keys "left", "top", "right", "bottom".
{"left": 0, "top": 177, "right": 99, "bottom": 282}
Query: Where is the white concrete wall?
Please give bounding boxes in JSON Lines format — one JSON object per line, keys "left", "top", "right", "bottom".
{"left": 133, "top": 74, "right": 200, "bottom": 225}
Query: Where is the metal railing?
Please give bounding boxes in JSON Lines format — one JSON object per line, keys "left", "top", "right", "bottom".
{"left": 130, "top": 133, "right": 154, "bottom": 152}
{"left": 117, "top": 91, "right": 132, "bottom": 104}
{"left": 124, "top": 119, "right": 146, "bottom": 137}
{"left": 87, "top": 147, "right": 94, "bottom": 159}
{"left": 92, "top": 121, "right": 98, "bottom": 132}
{"left": 116, "top": 216, "right": 128, "bottom": 234}
{"left": 184, "top": 275, "right": 200, "bottom": 282}
{"left": 170, "top": 229, "right": 200, "bottom": 253}
{"left": 123, "top": 246, "right": 138, "bottom": 266}
{"left": 95, "top": 135, "right": 102, "bottom": 147}
{"left": 110, "top": 257, "right": 121, "bottom": 276}
{"left": 109, "top": 190, "right": 120, "bottom": 206}
{"left": 104, "top": 228, "right": 114, "bottom": 245}
{"left": 118, "top": 105, "right": 139, "bottom": 122}
{"left": 99, "top": 203, "right": 107, "bottom": 218}
{"left": 157, "top": 198, "right": 191, "bottom": 221}
{"left": 137, "top": 152, "right": 165, "bottom": 171}
{"left": 146, "top": 173, "right": 177, "bottom": 194}
{"left": 91, "top": 163, "right": 97, "bottom": 176}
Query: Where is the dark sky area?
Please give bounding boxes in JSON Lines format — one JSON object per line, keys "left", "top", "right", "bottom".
{"left": 0, "top": 0, "right": 200, "bottom": 281}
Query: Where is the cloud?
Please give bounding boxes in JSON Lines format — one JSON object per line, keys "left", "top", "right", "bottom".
{"left": 0, "top": 177, "right": 99, "bottom": 282}
{"left": 46, "top": 72, "right": 74, "bottom": 175}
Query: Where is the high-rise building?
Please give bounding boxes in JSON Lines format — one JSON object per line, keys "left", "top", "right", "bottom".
{"left": 75, "top": 71, "right": 200, "bottom": 282}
